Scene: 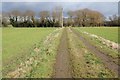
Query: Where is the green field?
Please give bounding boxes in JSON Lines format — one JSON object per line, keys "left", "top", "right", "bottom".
{"left": 67, "top": 28, "right": 115, "bottom": 78}
{"left": 2, "top": 27, "right": 119, "bottom": 78}
{"left": 75, "top": 27, "right": 119, "bottom": 43}
{"left": 2, "top": 28, "right": 56, "bottom": 76}
{"left": 3, "top": 28, "right": 55, "bottom": 62}
{"left": 74, "top": 27, "right": 119, "bottom": 65}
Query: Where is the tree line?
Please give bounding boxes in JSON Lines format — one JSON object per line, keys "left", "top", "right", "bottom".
{"left": 105, "top": 15, "right": 120, "bottom": 26}
{"left": 1, "top": 7, "right": 120, "bottom": 27}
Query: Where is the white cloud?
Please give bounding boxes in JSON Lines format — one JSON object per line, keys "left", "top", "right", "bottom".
{"left": 2, "top": 0, "right": 120, "bottom": 2}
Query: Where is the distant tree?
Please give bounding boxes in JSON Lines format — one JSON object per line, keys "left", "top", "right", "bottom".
{"left": 89, "top": 10, "right": 105, "bottom": 26}
{"left": 108, "top": 15, "right": 118, "bottom": 26}
{"left": 2, "top": 12, "right": 10, "bottom": 27}
{"left": 67, "top": 10, "right": 75, "bottom": 26}
{"left": 11, "top": 10, "right": 21, "bottom": 22}
{"left": 7, "top": 10, "right": 22, "bottom": 27}
{"left": 25, "top": 10, "right": 35, "bottom": 27}
{"left": 52, "top": 6, "right": 63, "bottom": 27}
{"left": 39, "top": 10, "right": 50, "bottom": 27}
{"left": 67, "top": 8, "right": 105, "bottom": 27}
{"left": 2, "top": 7, "right": 117, "bottom": 27}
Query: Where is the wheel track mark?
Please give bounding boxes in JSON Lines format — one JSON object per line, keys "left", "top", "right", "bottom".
{"left": 53, "top": 27, "right": 72, "bottom": 78}
{"left": 71, "top": 28, "right": 119, "bottom": 77}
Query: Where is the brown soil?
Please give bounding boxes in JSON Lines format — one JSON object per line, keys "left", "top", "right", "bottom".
{"left": 71, "top": 28, "right": 119, "bottom": 76}
{"left": 53, "top": 28, "right": 72, "bottom": 78}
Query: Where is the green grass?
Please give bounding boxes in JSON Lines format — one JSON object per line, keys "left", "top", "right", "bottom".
{"left": 76, "top": 28, "right": 119, "bottom": 59}
{"left": 75, "top": 27, "right": 119, "bottom": 43}
{"left": 3, "top": 28, "right": 55, "bottom": 62}
{"left": 2, "top": 28, "right": 56, "bottom": 76}
{"left": 67, "top": 27, "right": 116, "bottom": 78}
{"left": 74, "top": 27, "right": 119, "bottom": 65}
{"left": 28, "top": 28, "right": 62, "bottom": 78}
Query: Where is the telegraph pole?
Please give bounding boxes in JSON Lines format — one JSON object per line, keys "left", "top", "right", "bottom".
{"left": 61, "top": 7, "right": 63, "bottom": 27}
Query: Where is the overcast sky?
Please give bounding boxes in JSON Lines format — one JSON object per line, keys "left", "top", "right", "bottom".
{"left": 2, "top": 2, "right": 119, "bottom": 18}
{"left": 2, "top": 0, "right": 119, "bottom": 2}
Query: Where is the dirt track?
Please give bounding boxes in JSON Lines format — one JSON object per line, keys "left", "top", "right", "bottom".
{"left": 53, "top": 27, "right": 119, "bottom": 77}
{"left": 70, "top": 28, "right": 119, "bottom": 76}
{"left": 53, "top": 28, "right": 72, "bottom": 78}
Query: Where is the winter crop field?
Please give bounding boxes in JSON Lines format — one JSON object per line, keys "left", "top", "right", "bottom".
{"left": 2, "top": 27, "right": 119, "bottom": 78}
{"left": 75, "top": 27, "right": 119, "bottom": 59}
{"left": 75, "top": 27, "right": 119, "bottom": 43}
{"left": 2, "top": 28, "right": 58, "bottom": 77}
{"left": 3, "top": 28, "right": 55, "bottom": 61}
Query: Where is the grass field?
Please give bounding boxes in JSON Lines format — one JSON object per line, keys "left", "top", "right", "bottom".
{"left": 2, "top": 28, "right": 56, "bottom": 77}
{"left": 75, "top": 27, "right": 119, "bottom": 43}
{"left": 67, "top": 28, "right": 115, "bottom": 78}
{"left": 2, "top": 27, "right": 119, "bottom": 78}
{"left": 3, "top": 28, "right": 55, "bottom": 62}
{"left": 75, "top": 27, "right": 119, "bottom": 65}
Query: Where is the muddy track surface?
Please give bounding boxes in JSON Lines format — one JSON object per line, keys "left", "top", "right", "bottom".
{"left": 53, "top": 28, "right": 72, "bottom": 78}
{"left": 71, "top": 28, "right": 119, "bottom": 76}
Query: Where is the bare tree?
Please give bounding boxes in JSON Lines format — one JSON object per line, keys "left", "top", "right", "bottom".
{"left": 91, "top": 10, "right": 105, "bottom": 26}
{"left": 52, "top": 6, "right": 63, "bottom": 27}
{"left": 67, "top": 10, "right": 75, "bottom": 26}
{"left": 2, "top": 11, "right": 10, "bottom": 27}
{"left": 108, "top": 14, "right": 119, "bottom": 26}
{"left": 39, "top": 10, "right": 50, "bottom": 27}
{"left": 25, "top": 10, "right": 35, "bottom": 22}
{"left": 39, "top": 11, "right": 49, "bottom": 21}
{"left": 67, "top": 8, "right": 104, "bottom": 27}
{"left": 11, "top": 10, "right": 21, "bottom": 22}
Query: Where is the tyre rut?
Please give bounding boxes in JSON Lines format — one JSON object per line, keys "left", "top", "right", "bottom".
{"left": 53, "top": 28, "right": 72, "bottom": 78}
{"left": 71, "top": 28, "right": 119, "bottom": 76}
